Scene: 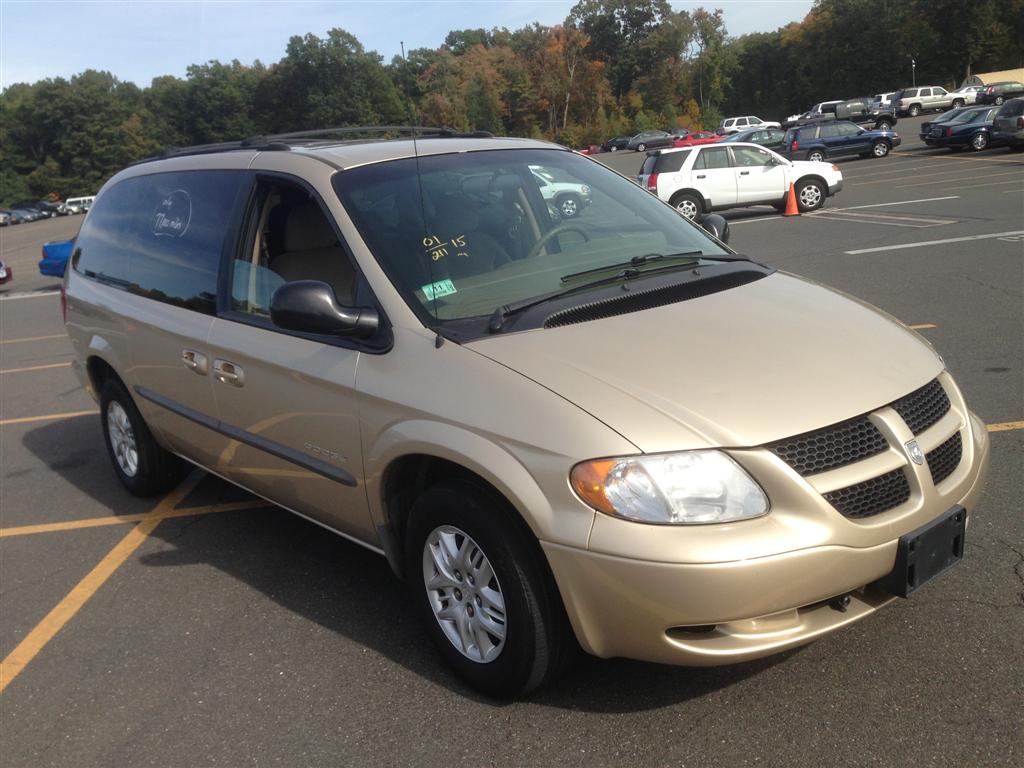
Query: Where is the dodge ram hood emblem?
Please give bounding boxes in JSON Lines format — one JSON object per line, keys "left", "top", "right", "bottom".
{"left": 905, "top": 439, "right": 925, "bottom": 465}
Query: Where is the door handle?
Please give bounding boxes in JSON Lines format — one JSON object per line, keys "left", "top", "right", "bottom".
{"left": 213, "top": 359, "right": 245, "bottom": 387}
{"left": 696, "top": 174, "right": 706, "bottom": 179}
{"left": 740, "top": 171, "right": 750, "bottom": 175}
{"left": 181, "top": 349, "right": 208, "bottom": 375}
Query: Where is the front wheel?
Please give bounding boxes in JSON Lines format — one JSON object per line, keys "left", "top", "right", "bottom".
{"left": 876, "top": 120, "right": 893, "bottom": 131}
{"left": 670, "top": 192, "right": 703, "bottom": 220}
{"left": 406, "top": 480, "right": 573, "bottom": 698}
{"left": 558, "top": 193, "right": 581, "bottom": 218}
{"left": 636, "top": 143, "right": 647, "bottom": 152}
{"left": 806, "top": 149, "right": 825, "bottom": 163}
{"left": 872, "top": 140, "right": 891, "bottom": 157}
{"left": 796, "top": 179, "right": 826, "bottom": 212}
{"left": 971, "top": 132, "right": 989, "bottom": 151}
{"left": 100, "top": 378, "right": 182, "bottom": 496}
{"left": 994, "top": 96, "right": 1004, "bottom": 106}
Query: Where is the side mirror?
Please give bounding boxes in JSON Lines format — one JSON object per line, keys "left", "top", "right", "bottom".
{"left": 700, "top": 213, "right": 730, "bottom": 244}
{"left": 270, "top": 280, "right": 379, "bottom": 338}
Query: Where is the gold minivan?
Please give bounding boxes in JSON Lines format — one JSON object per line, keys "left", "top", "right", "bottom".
{"left": 65, "top": 130, "right": 990, "bottom": 697}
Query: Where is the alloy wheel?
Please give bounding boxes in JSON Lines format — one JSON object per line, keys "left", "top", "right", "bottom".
{"left": 107, "top": 401, "right": 139, "bottom": 477}
{"left": 422, "top": 525, "right": 507, "bottom": 663}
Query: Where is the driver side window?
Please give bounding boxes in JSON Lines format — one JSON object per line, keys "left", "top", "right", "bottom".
{"left": 231, "top": 179, "right": 360, "bottom": 318}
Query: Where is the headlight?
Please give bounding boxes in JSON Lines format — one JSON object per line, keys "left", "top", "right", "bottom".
{"left": 570, "top": 451, "right": 769, "bottom": 525}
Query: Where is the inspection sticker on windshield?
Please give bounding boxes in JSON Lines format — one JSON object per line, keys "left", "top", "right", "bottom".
{"left": 421, "top": 279, "right": 457, "bottom": 300}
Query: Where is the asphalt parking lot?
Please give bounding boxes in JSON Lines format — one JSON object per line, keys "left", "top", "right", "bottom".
{"left": 1, "top": 114, "right": 1022, "bottom": 766}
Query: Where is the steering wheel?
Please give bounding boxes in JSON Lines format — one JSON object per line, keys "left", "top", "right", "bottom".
{"left": 525, "top": 224, "right": 591, "bottom": 260}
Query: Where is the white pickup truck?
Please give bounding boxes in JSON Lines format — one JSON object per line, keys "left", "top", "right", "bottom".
{"left": 636, "top": 142, "right": 844, "bottom": 220}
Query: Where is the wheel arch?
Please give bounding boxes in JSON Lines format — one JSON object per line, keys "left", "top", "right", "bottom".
{"left": 668, "top": 188, "right": 709, "bottom": 210}
{"left": 368, "top": 423, "right": 576, "bottom": 579}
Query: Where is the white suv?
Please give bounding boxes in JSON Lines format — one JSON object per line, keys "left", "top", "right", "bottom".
{"left": 637, "top": 143, "right": 843, "bottom": 219}
{"left": 718, "top": 115, "right": 781, "bottom": 135}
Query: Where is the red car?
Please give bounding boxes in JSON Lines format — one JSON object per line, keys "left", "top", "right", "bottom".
{"left": 0, "top": 259, "right": 12, "bottom": 286}
{"left": 672, "top": 131, "right": 723, "bottom": 147}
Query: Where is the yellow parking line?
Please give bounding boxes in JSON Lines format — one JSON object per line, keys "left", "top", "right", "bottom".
{"left": 0, "top": 499, "right": 272, "bottom": 539}
{"left": 0, "top": 362, "right": 70, "bottom": 375}
{"left": 0, "top": 410, "right": 98, "bottom": 427}
{"left": 0, "top": 473, "right": 201, "bottom": 694}
{"left": 909, "top": 323, "right": 936, "bottom": 329}
{"left": 0, "top": 334, "right": 66, "bottom": 346}
{"left": 988, "top": 421, "right": 1024, "bottom": 432}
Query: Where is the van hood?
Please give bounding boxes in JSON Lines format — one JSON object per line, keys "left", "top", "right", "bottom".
{"left": 468, "top": 272, "right": 942, "bottom": 453}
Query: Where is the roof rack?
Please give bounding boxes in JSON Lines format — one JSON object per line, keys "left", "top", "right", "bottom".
{"left": 131, "top": 126, "right": 495, "bottom": 166}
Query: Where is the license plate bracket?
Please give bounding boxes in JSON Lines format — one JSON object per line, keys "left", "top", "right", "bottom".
{"left": 876, "top": 506, "right": 966, "bottom": 598}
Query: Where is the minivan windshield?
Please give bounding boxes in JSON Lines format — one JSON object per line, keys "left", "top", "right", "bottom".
{"left": 333, "top": 148, "right": 730, "bottom": 326}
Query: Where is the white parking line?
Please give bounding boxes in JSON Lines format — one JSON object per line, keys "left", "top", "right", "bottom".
{"left": 822, "top": 196, "right": 959, "bottom": 211}
{"left": 811, "top": 211, "right": 955, "bottom": 228}
{"left": 844, "top": 231, "right": 1024, "bottom": 254}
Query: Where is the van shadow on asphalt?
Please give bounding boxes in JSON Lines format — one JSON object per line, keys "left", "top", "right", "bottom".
{"left": 22, "top": 418, "right": 793, "bottom": 711}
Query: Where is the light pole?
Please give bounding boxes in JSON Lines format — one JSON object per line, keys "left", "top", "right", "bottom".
{"left": 911, "top": 58, "right": 916, "bottom": 87}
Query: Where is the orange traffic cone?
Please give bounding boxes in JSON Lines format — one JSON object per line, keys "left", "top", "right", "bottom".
{"left": 782, "top": 182, "right": 800, "bottom": 217}
{"left": 782, "top": 181, "right": 798, "bottom": 215}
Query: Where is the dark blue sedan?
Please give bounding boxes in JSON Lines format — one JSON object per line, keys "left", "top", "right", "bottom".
{"left": 922, "top": 106, "right": 999, "bottom": 151}
{"left": 782, "top": 121, "right": 901, "bottom": 162}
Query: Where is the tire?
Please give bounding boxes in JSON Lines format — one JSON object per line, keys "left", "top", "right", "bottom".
{"left": 805, "top": 149, "right": 825, "bottom": 163}
{"left": 100, "top": 378, "right": 182, "bottom": 496}
{"left": 876, "top": 120, "right": 893, "bottom": 131}
{"left": 994, "top": 96, "right": 1004, "bottom": 106}
{"left": 557, "top": 193, "right": 581, "bottom": 219}
{"left": 636, "top": 143, "right": 647, "bottom": 152}
{"left": 405, "top": 479, "right": 573, "bottom": 698}
{"left": 952, "top": 99, "right": 965, "bottom": 108}
{"left": 971, "top": 132, "right": 989, "bottom": 151}
{"left": 670, "top": 191, "right": 703, "bottom": 220}
{"left": 795, "top": 178, "right": 826, "bottom": 212}
{"left": 908, "top": 104, "right": 921, "bottom": 117}
{"left": 872, "top": 140, "right": 891, "bottom": 158}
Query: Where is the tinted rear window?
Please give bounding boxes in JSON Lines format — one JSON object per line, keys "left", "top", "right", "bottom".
{"left": 997, "top": 99, "right": 1024, "bottom": 117}
{"left": 73, "top": 170, "right": 246, "bottom": 314}
{"left": 655, "top": 150, "right": 691, "bottom": 173}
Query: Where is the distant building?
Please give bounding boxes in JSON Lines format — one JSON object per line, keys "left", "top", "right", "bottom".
{"left": 961, "top": 68, "right": 1024, "bottom": 87}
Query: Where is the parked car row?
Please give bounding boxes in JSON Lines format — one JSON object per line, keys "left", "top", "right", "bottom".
{"left": 0, "top": 196, "right": 94, "bottom": 225}
{"left": 920, "top": 99, "right": 1024, "bottom": 152}
{"left": 895, "top": 81, "right": 1024, "bottom": 116}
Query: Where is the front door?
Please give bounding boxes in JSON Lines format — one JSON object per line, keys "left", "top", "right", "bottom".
{"left": 731, "top": 146, "right": 788, "bottom": 204}
{"left": 207, "top": 175, "right": 376, "bottom": 542}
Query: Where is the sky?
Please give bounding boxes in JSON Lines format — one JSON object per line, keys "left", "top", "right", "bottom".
{"left": 0, "top": 0, "right": 814, "bottom": 89}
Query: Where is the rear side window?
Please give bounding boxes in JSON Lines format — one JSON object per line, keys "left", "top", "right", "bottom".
{"left": 655, "top": 150, "right": 691, "bottom": 173}
{"left": 818, "top": 124, "right": 840, "bottom": 138}
{"left": 997, "top": 99, "right": 1024, "bottom": 117}
{"left": 74, "top": 170, "right": 246, "bottom": 314}
{"left": 694, "top": 148, "right": 730, "bottom": 170}
{"left": 797, "top": 126, "right": 818, "bottom": 140}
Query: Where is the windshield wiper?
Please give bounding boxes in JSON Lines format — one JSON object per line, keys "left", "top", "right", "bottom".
{"left": 490, "top": 258, "right": 708, "bottom": 333}
{"left": 559, "top": 251, "right": 702, "bottom": 284}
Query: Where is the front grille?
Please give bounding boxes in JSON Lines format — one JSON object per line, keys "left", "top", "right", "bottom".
{"left": 891, "top": 379, "right": 950, "bottom": 435}
{"left": 926, "top": 432, "right": 963, "bottom": 486}
{"left": 769, "top": 416, "right": 888, "bottom": 476}
{"left": 824, "top": 468, "right": 911, "bottom": 519}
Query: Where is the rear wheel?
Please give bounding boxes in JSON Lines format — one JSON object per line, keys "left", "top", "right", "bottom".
{"left": 952, "top": 98, "right": 965, "bottom": 108}
{"left": 872, "top": 140, "right": 891, "bottom": 158}
{"left": 971, "top": 132, "right": 989, "bottom": 151}
{"left": 796, "top": 178, "right": 826, "bottom": 212}
{"left": 405, "top": 480, "right": 573, "bottom": 698}
{"left": 670, "top": 192, "right": 702, "bottom": 220}
{"left": 805, "top": 149, "right": 825, "bottom": 163}
{"left": 994, "top": 95, "right": 1004, "bottom": 106}
{"left": 100, "top": 378, "right": 182, "bottom": 496}
{"left": 908, "top": 104, "right": 921, "bottom": 117}
{"left": 876, "top": 120, "right": 893, "bottom": 131}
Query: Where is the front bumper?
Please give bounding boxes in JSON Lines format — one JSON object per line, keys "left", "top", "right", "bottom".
{"left": 828, "top": 180, "right": 843, "bottom": 195}
{"left": 544, "top": 408, "right": 990, "bottom": 666}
